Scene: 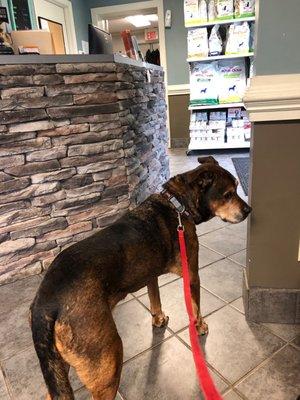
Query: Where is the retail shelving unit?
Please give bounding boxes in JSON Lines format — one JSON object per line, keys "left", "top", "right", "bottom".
{"left": 189, "top": 102, "right": 244, "bottom": 111}
{"left": 185, "top": 15, "right": 255, "bottom": 28}
{"left": 185, "top": 9, "right": 255, "bottom": 154}
{"left": 187, "top": 52, "right": 254, "bottom": 62}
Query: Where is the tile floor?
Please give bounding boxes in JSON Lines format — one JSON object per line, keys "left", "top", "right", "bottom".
{"left": 0, "top": 149, "right": 299, "bottom": 400}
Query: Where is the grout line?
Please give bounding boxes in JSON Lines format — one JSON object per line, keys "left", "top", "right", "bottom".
{"left": 198, "top": 255, "right": 226, "bottom": 270}
{"left": 227, "top": 298, "right": 245, "bottom": 316}
{"left": 122, "top": 333, "right": 174, "bottom": 366}
{"left": 115, "top": 294, "right": 137, "bottom": 308}
{"left": 230, "top": 342, "right": 290, "bottom": 388}
{"left": 117, "top": 390, "right": 127, "bottom": 400}
{"left": 169, "top": 327, "right": 233, "bottom": 394}
{"left": 289, "top": 340, "right": 300, "bottom": 351}
{"left": 131, "top": 275, "right": 181, "bottom": 299}
{"left": 200, "top": 283, "right": 241, "bottom": 306}
{"left": 225, "top": 387, "right": 249, "bottom": 400}
{"left": 260, "top": 323, "right": 299, "bottom": 345}
{"left": 197, "top": 225, "right": 229, "bottom": 238}
{"left": 0, "top": 342, "right": 34, "bottom": 363}
{"left": 0, "top": 362, "right": 13, "bottom": 399}
{"left": 198, "top": 240, "right": 247, "bottom": 261}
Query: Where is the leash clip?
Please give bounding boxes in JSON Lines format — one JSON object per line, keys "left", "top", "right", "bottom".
{"left": 177, "top": 211, "right": 184, "bottom": 231}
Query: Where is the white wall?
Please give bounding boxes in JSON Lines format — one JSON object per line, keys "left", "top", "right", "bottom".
{"left": 112, "top": 29, "right": 159, "bottom": 57}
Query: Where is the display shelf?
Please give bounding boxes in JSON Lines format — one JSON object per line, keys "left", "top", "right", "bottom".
{"left": 188, "top": 141, "right": 250, "bottom": 150}
{"left": 187, "top": 52, "right": 254, "bottom": 62}
{"left": 189, "top": 102, "right": 244, "bottom": 110}
{"left": 185, "top": 8, "right": 254, "bottom": 153}
{"left": 185, "top": 16, "right": 255, "bottom": 28}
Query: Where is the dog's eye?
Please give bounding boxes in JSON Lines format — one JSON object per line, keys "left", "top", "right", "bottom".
{"left": 224, "top": 192, "right": 233, "bottom": 200}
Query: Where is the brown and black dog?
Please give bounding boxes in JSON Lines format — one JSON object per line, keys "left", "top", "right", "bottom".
{"left": 30, "top": 156, "right": 251, "bottom": 400}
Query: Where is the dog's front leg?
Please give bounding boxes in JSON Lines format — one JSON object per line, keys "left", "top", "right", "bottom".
{"left": 188, "top": 247, "right": 209, "bottom": 336}
{"left": 190, "top": 273, "right": 208, "bottom": 335}
{"left": 147, "top": 277, "right": 169, "bottom": 328}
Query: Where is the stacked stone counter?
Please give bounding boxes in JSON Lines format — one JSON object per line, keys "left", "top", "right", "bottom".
{"left": 0, "top": 56, "right": 169, "bottom": 284}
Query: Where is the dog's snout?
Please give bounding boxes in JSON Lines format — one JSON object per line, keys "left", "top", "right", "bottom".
{"left": 243, "top": 204, "right": 252, "bottom": 215}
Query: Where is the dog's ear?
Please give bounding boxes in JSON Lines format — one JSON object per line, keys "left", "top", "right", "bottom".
{"left": 198, "top": 156, "right": 219, "bottom": 165}
{"left": 185, "top": 169, "right": 214, "bottom": 189}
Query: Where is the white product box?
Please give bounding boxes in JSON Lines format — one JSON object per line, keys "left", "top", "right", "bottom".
{"left": 226, "top": 127, "right": 245, "bottom": 144}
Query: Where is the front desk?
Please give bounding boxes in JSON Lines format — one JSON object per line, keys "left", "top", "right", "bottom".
{"left": 0, "top": 54, "right": 169, "bottom": 283}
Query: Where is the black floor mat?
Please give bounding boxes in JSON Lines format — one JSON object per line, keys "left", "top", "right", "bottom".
{"left": 232, "top": 157, "right": 250, "bottom": 196}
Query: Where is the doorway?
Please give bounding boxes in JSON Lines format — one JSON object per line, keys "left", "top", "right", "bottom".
{"left": 33, "top": 0, "right": 77, "bottom": 53}
{"left": 90, "top": 1, "right": 167, "bottom": 77}
{"left": 90, "top": 0, "right": 170, "bottom": 145}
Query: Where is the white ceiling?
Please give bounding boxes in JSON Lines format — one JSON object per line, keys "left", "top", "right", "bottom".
{"left": 108, "top": 14, "right": 158, "bottom": 33}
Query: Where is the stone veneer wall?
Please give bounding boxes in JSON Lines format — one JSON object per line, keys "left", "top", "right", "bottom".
{"left": 0, "top": 62, "right": 169, "bottom": 284}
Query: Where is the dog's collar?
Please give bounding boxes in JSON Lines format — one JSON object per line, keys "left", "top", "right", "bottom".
{"left": 161, "top": 189, "right": 189, "bottom": 216}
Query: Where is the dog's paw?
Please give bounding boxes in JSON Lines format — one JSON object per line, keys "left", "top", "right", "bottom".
{"left": 196, "top": 319, "right": 208, "bottom": 336}
{"left": 152, "top": 312, "right": 169, "bottom": 328}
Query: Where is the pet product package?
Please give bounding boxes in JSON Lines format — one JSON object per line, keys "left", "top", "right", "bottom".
{"left": 188, "top": 28, "right": 209, "bottom": 58}
{"left": 209, "top": 111, "right": 226, "bottom": 129}
{"left": 184, "top": 0, "right": 207, "bottom": 24}
{"left": 209, "top": 25, "right": 223, "bottom": 56}
{"left": 215, "top": 0, "right": 234, "bottom": 20}
{"left": 208, "top": 0, "right": 216, "bottom": 21}
{"left": 190, "top": 61, "right": 218, "bottom": 106}
{"left": 234, "top": 0, "right": 255, "bottom": 18}
{"left": 199, "top": 0, "right": 208, "bottom": 22}
{"left": 190, "top": 112, "right": 208, "bottom": 130}
{"left": 184, "top": 0, "right": 199, "bottom": 24}
{"left": 218, "top": 59, "right": 246, "bottom": 103}
{"left": 227, "top": 107, "right": 242, "bottom": 123}
{"left": 225, "top": 22, "right": 250, "bottom": 54}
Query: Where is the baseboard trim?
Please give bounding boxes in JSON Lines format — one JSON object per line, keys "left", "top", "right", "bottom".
{"left": 170, "top": 138, "right": 189, "bottom": 148}
{"left": 243, "top": 271, "right": 300, "bottom": 323}
{"left": 168, "top": 84, "right": 190, "bottom": 96}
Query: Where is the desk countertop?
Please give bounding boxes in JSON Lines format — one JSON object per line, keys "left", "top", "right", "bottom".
{"left": 0, "top": 53, "right": 163, "bottom": 70}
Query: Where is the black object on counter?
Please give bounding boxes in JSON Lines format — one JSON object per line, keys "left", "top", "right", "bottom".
{"left": 0, "top": 37, "right": 14, "bottom": 55}
{"left": 145, "top": 49, "right": 160, "bottom": 66}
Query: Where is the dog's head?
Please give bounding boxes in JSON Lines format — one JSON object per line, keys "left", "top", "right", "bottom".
{"left": 163, "top": 156, "right": 252, "bottom": 225}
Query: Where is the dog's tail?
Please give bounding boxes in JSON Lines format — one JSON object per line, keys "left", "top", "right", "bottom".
{"left": 30, "top": 301, "right": 74, "bottom": 400}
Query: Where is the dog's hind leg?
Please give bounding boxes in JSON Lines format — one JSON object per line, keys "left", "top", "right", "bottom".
{"left": 45, "top": 361, "right": 70, "bottom": 400}
{"left": 54, "top": 305, "right": 123, "bottom": 400}
{"left": 147, "top": 277, "right": 169, "bottom": 328}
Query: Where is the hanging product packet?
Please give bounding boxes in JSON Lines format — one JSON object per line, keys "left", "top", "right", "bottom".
{"left": 209, "top": 25, "right": 223, "bottom": 56}
{"left": 190, "top": 61, "right": 219, "bottom": 106}
{"left": 188, "top": 28, "right": 209, "bottom": 58}
{"left": 225, "top": 22, "right": 250, "bottom": 54}
{"left": 218, "top": 59, "right": 246, "bottom": 103}
{"left": 234, "top": 0, "right": 255, "bottom": 18}
{"left": 208, "top": 0, "right": 216, "bottom": 21}
{"left": 215, "top": 0, "right": 234, "bottom": 20}
{"left": 199, "top": 0, "right": 208, "bottom": 22}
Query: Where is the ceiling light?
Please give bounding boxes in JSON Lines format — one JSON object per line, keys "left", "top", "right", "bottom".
{"left": 147, "top": 14, "right": 158, "bottom": 21}
{"left": 125, "top": 15, "right": 151, "bottom": 27}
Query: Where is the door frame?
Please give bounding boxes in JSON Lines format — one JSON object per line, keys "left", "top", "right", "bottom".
{"left": 33, "top": 0, "right": 77, "bottom": 53}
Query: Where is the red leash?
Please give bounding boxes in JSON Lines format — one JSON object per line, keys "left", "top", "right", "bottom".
{"left": 177, "top": 216, "right": 222, "bottom": 400}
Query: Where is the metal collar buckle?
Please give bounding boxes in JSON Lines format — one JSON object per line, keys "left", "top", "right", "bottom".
{"left": 169, "top": 196, "right": 186, "bottom": 214}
